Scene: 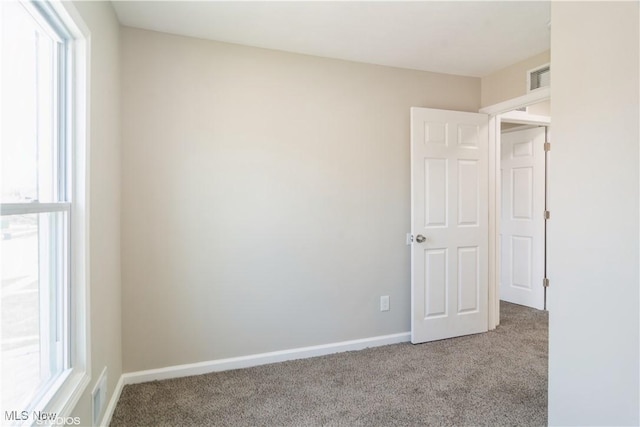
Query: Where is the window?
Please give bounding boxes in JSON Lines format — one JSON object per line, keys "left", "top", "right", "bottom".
{"left": 1, "top": 1, "right": 89, "bottom": 422}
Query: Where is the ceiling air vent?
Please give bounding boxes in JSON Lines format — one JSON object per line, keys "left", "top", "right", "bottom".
{"left": 528, "top": 64, "right": 550, "bottom": 92}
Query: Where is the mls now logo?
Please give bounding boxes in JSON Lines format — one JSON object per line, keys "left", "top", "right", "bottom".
{"left": 32, "top": 411, "right": 59, "bottom": 424}
{"left": 4, "top": 411, "right": 81, "bottom": 426}
{"left": 4, "top": 411, "right": 29, "bottom": 421}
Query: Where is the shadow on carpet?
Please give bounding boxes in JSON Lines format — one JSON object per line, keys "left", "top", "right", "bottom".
{"left": 111, "top": 301, "right": 547, "bottom": 426}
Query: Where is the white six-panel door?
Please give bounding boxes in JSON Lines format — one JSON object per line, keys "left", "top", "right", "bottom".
{"left": 500, "top": 127, "right": 545, "bottom": 310}
{"left": 410, "top": 108, "right": 488, "bottom": 344}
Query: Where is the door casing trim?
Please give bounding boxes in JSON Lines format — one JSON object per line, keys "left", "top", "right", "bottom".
{"left": 482, "top": 89, "right": 550, "bottom": 329}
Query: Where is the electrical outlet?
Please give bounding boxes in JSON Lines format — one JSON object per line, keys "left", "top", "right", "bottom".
{"left": 380, "top": 295, "right": 390, "bottom": 312}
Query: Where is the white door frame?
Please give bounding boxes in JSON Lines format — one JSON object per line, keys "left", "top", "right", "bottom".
{"left": 479, "top": 87, "right": 550, "bottom": 329}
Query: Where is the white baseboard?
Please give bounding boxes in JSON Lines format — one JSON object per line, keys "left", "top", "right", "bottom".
{"left": 98, "top": 332, "right": 409, "bottom": 425}
{"left": 122, "top": 331, "right": 410, "bottom": 386}
{"left": 99, "top": 374, "right": 124, "bottom": 427}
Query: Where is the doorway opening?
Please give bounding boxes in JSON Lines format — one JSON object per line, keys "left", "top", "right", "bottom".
{"left": 499, "top": 103, "right": 550, "bottom": 312}
{"left": 479, "top": 89, "right": 550, "bottom": 328}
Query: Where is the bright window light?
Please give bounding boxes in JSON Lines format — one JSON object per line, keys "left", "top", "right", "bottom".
{"left": 1, "top": 1, "right": 89, "bottom": 422}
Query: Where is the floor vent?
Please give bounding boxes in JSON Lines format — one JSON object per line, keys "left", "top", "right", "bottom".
{"left": 92, "top": 367, "right": 108, "bottom": 426}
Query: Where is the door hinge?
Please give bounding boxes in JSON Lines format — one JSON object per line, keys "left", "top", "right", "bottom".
{"left": 543, "top": 278, "right": 550, "bottom": 288}
{"left": 544, "top": 142, "right": 551, "bottom": 152}
{"left": 544, "top": 210, "right": 550, "bottom": 220}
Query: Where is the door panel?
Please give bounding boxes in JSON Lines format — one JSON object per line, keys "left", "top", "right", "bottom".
{"left": 512, "top": 167, "right": 533, "bottom": 219}
{"left": 458, "top": 160, "right": 479, "bottom": 226}
{"left": 425, "top": 158, "right": 448, "bottom": 227}
{"left": 425, "top": 249, "right": 447, "bottom": 317}
{"left": 500, "top": 127, "right": 545, "bottom": 309}
{"left": 411, "top": 107, "right": 488, "bottom": 344}
{"left": 512, "top": 235, "right": 532, "bottom": 288}
{"left": 458, "top": 246, "right": 479, "bottom": 313}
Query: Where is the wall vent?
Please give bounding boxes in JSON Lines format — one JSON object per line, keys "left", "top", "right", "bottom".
{"left": 528, "top": 64, "right": 550, "bottom": 92}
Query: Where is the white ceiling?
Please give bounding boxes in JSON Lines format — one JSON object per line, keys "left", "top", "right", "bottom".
{"left": 112, "top": 1, "right": 550, "bottom": 78}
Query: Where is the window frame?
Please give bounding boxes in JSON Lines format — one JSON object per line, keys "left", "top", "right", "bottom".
{"left": 0, "top": 0, "right": 91, "bottom": 421}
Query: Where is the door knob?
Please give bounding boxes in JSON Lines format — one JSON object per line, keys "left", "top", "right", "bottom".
{"left": 415, "top": 234, "right": 426, "bottom": 243}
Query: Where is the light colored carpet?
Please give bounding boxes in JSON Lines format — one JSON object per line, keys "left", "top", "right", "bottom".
{"left": 111, "top": 301, "right": 547, "bottom": 426}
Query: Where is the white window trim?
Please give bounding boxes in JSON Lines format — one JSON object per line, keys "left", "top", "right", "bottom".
{"left": 24, "top": 1, "right": 92, "bottom": 421}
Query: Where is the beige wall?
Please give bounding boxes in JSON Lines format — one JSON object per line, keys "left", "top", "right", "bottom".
{"left": 548, "top": 2, "right": 639, "bottom": 424}
{"left": 120, "top": 27, "right": 480, "bottom": 372}
{"left": 69, "top": 1, "right": 122, "bottom": 425}
{"left": 481, "top": 50, "right": 550, "bottom": 108}
{"left": 527, "top": 100, "right": 550, "bottom": 116}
